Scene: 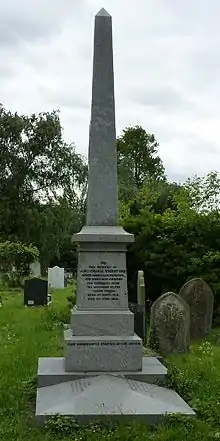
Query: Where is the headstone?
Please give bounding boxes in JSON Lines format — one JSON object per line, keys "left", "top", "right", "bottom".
{"left": 179, "top": 278, "right": 214, "bottom": 339}
{"left": 132, "top": 270, "right": 146, "bottom": 343}
{"left": 65, "top": 271, "right": 73, "bottom": 283}
{"left": 24, "top": 278, "right": 48, "bottom": 307}
{"left": 137, "top": 270, "right": 145, "bottom": 306}
{"left": 35, "top": 8, "right": 195, "bottom": 425}
{"left": 129, "top": 302, "right": 146, "bottom": 344}
{"left": 47, "top": 292, "right": 52, "bottom": 306}
{"left": 30, "top": 261, "right": 41, "bottom": 278}
{"left": 48, "top": 266, "right": 64, "bottom": 289}
{"left": 150, "top": 292, "right": 190, "bottom": 356}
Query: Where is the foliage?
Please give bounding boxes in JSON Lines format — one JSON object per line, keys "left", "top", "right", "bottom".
{"left": 21, "top": 376, "right": 37, "bottom": 402}
{"left": 121, "top": 174, "right": 220, "bottom": 307}
{"left": 147, "top": 327, "right": 160, "bottom": 353}
{"left": 42, "top": 286, "right": 74, "bottom": 330}
{"left": 184, "top": 171, "right": 220, "bottom": 213}
{"left": 22, "top": 198, "right": 82, "bottom": 272}
{"left": 45, "top": 416, "right": 80, "bottom": 436}
{"left": 164, "top": 363, "right": 197, "bottom": 401}
{"left": 0, "top": 241, "right": 39, "bottom": 285}
{"left": 117, "top": 126, "right": 165, "bottom": 202}
{"left": 0, "top": 105, "right": 87, "bottom": 204}
{"left": 0, "top": 105, "right": 87, "bottom": 269}
{"left": 0, "top": 241, "right": 39, "bottom": 269}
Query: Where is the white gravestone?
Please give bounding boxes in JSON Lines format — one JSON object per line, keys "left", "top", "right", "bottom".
{"left": 48, "top": 266, "right": 64, "bottom": 289}
{"left": 30, "top": 261, "right": 41, "bottom": 278}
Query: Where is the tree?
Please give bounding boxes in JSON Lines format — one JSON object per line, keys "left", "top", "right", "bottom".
{"left": 0, "top": 241, "right": 39, "bottom": 284}
{"left": 120, "top": 176, "right": 220, "bottom": 308}
{"left": 23, "top": 197, "right": 84, "bottom": 273}
{"left": 117, "top": 126, "right": 165, "bottom": 202}
{"left": 0, "top": 105, "right": 87, "bottom": 244}
{"left": 184, "top": 171, "right": 220, "bottom": 214}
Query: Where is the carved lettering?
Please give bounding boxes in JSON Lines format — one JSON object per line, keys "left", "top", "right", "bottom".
{"left": 80, "top": 261, "right": 126, "bottom": 302}
{"left": 68, "top": 341, "right": 141, "bottom": 347}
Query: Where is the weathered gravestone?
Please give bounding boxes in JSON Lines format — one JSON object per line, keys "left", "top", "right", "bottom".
{"left": 127, "top": 271, "right": 146, "bottom": 342}
{"left": 24, "top": 278, "right": 48, "bottom": 307}
{"left": 137, "top": 270, "right": 145, "bottom": 306}
{"left": 129, "top": 302, "right": 146, "bottom": 344}
{"left": 128, "top": 271, "right": 146, "bottom": 342}
{"left": 150, "top": 292, "right": 190, "bottom": 356}
{"left": 48, "top": 266, "right": 64, "bottom": 289}
{"left": 179, "top": 278, "right": 214, "bottom": 339}
{"left": 30, "top": 261, "right": 41, "bottom": 278}
{"left": 35, "top": 8, "right": 195, "bottom": 426}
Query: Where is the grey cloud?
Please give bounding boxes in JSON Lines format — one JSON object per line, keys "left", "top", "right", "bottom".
{"left": 0, "top": 60, "right": 15, "bottom": 79}
{"left": 132, "top": 85, "right": 194, "bottom": 113}
{"left": 45, "top": 91, "right": 90, "bottom": 110}
{"left": 167, "top": 171, "right": 188, "bottom": 184}
{"left": 38, "top": 82, "right": 91, "bottom": 110}
{"left": 0, "top": 0, "right": 84, "bottom": 47}
{"left": 187, "top": 44, "right": 220, "bottom": 93}
{"left": 180, "top": 135, "right": 218, "bottom": 156}
{"left": 0, "top": 19, "right": 49, "bottom": 47}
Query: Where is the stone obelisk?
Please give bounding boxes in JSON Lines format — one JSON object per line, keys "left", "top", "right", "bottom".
{"left": 64, "top": 7, "right": 143, "bottom": 372}
{"left": 87, "top": 8, "right": 118, "bottom": 226}
{"left": 36, "top": 9, "right": 195, "bottom": 426}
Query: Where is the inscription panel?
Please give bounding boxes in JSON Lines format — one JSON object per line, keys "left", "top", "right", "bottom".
{"left": 76, "top": 251, "right": 128, "bottom": 309}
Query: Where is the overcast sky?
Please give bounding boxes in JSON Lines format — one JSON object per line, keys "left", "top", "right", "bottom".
{"left": 1, "top": 0, "right": 220, "bottom": 182}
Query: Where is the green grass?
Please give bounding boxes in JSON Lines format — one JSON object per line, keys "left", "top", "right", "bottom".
{"left": 0, "top": 287, "right": 220, "bottom": 440}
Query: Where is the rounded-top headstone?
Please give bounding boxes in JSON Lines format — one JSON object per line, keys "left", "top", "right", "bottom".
{"left": 150, "top": 292, "right": 190, "bottom": 356}
{"left": 179, "top": 278, "right": 214, "bottom": 340}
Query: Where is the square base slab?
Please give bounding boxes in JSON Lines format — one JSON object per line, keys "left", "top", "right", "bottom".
{"left": 64, "top": 329, "right": 142, "bottom": 372}
{"left": 37, "top": 356, "right": 167, "bottom": 387}
{"left": 36, "top": 374, "right": 195, "bottom": 426}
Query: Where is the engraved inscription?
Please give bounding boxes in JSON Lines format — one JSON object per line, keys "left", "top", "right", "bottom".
{"left": 127, "top": 379, "right": 153, "bottom": 394}
{"left": 71, "top": 378, "right": 87, "bottom": 393}
{"left": 80, "top": 260, "right": 126, "bottom": 302}
{"left": 68, "top": 341, "right": 141, "bottom": 347}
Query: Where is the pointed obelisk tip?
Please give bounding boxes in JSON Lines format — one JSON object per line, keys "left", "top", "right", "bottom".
{"left": 96, "top": 8, "right": 111, "bottom": 17}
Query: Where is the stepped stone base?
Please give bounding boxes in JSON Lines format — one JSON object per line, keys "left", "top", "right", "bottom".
{"left": 70, "top": 307, "right": 134, "bottom": 336}
{"left": 36, "top": 374, "right": 196, "bottom": 426}
{"left": 64, "top": 329, "right": 143, "bottom": 372}
{"left": 37, "top": 356, "right": 167, "bottom": 387}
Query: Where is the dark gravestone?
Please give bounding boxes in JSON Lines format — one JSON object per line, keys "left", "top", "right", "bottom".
{"left": 24, "top": 278, "right": 48, "bottom": 307}
{"left": 129, "top": 302, "right": 146, "bottom": 344}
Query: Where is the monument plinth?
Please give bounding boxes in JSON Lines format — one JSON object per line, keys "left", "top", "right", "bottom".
{"left": 35, "top": 8, "right": 195, "bottom": 425}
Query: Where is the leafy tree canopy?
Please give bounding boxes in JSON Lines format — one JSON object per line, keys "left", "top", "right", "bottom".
{"left": 117, "top": 126, "right": 165, "bottom": 202}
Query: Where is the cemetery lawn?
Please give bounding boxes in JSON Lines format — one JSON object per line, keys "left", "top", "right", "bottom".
{"left": 0, "top": 288, "right": 220, "bottom": 441}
